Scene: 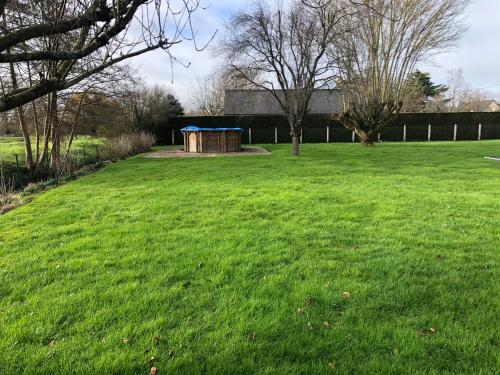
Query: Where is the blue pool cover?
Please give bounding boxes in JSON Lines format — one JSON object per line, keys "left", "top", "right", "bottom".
{"left": 181, "top": 125, "right": 244, "bottom": 132}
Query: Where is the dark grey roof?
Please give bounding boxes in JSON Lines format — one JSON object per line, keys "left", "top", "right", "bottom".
{"left": 224, "top": 89, "right": 344, "bottom": 115}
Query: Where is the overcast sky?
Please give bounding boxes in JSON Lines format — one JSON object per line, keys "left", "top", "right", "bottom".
{"left": 131, "top": 0, "right": 500, "bottom": 109}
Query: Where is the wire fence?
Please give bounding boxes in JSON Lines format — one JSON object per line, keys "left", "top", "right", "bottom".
{"left": 0, "top": 143, "right": 104, "bottom": 188}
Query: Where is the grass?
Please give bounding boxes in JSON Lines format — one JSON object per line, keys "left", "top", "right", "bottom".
{"left": 0, "top": 141, "right": 499, "bottom": 374}
{"left": 0, "top": 136, "right": 101, "bottom": 164}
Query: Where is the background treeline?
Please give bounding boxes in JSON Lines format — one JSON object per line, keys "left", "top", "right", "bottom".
{"left": 0, "top": 83, "right": 184, "bottom": 139}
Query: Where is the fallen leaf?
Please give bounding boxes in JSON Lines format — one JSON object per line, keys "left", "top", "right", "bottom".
{"left": 248, "top": 332, "right": 256, "bottom": 341}
{"left": 149, "top": 367, "right": 157, "bottom": 375}
{"left": 341, "top": 291, "right": 351, "bottom": 300}
{"left": 323, "top": 321, "right": 330, "bottom": 328}
{"left": 121, "top": 338, "right": 129, "bottom": 344}
{"left": 47, "top": 339, "right": 56, "bottom": 347}
{"left": 417, "top": 327, "right": 437, "bottom": 336}
{"left": 328, "top": 361, "right": 335, "bottom": 369}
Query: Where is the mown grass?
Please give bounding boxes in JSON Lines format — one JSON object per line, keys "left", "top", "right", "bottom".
{"left": 0, "top": 136, "right": 100, "bottom": 164}
{"left": 0, "top": 141, "right": 499, "bottom": 374}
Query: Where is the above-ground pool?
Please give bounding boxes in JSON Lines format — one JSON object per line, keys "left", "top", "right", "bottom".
{"left": 181, "top": 126, "right": 244, "bottom": 153}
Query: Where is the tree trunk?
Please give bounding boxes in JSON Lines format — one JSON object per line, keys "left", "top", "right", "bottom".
{"left": 50, "top": 108, "right": 61, "bottom": 168}
{"left": 291, "top": 135, "right": 300, "bottom": 156}
{"left": 16, "top": 106, "right": 34, "bottom": 169}
{"left": 356, "top": 129, "right": 377, "bottom": 146}
{"left": 8, "top": 61, "right": 33, "bottom": 169}
{"left": 32, "top": 101, "right": 40, "bottom": 164}
{"left": 40, "top": 91, "right": 55, "bottom": 166}
{"left": 64, "top": 94, "right": 84, "bottom": 158}
{"left": 289, "top": 120, "right": 302, "bottom": 156}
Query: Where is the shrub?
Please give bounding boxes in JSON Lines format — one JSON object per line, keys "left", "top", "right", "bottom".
{"left": 0, "top": 175, "right": 15, "bottom": 205}
{"left": 102, "top": 132, "right": 156, "bottom": 161}
{"left": 0, "top": 175, "right": 21, "bottom": 213}
{"left": 53, "top": 155, "right": 85, "bottom": 180}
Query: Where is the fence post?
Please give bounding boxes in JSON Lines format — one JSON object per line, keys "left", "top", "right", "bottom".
{"left": 249, "top": 128, "right": 252, "bottom": 144}
{"left": 453, "top": 124, "right": 458, "bottom": 141}
{"left": 403, "top": 124, "right": 407, "bottom": 142}
{"left": 428, "top": 124, "right": 432, "bottom": 142}
{"left": 378, "top": 133, "right": 381, "bottom": 143}
{"left": 326, "top": 126, "right": 330, "bottom": 143}
{"left": 275, "top": 127, "right": 278, "bottom": 144}
{"left": 352, "top": 131, "right": 355, "bottom": 143}
{"left": 300, "top": 127, "right": 303, "bottom": 144}
{"left": 171, "top": 129, "right": 175, "bottom": 145}
{"left": 478, "top": 123, "right": 482, "bottom": 141}
{"left": 95, "top": 145, "right": 100, "bottom": 161}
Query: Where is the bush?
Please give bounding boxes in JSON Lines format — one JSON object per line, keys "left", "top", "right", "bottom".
{"left": 0, "top": 175, "right": 21, "bottom": 213}
{"left": 102, "top": 132, "right": 156, "bottom": 161}
{"left": 53, "top": 155, "right": 86, "bottom": 180}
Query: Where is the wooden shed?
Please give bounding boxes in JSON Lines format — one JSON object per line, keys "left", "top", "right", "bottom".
{"left": 181, "top": 126, "right": 244, "bottom": 153}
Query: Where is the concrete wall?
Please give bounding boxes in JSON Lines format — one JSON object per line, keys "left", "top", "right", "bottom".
{"left": 224, "top": 89, "right": 344, "bottom": 115}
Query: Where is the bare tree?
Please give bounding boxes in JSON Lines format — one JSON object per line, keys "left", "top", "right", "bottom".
{"left": 122, "top": 84, "right": 184, "bottom": 132}
{"left": 191, "top": 73, "right": 225, "bottom": 116}
{"left": 222, "top": 0, "right": 346, "bottom": 156}
{"left": 0, "top": 0, "right": 212, "bottom": 112}
{"left": 191, "top": 67, "right": 261, "bottom": 116}
{"left": 334, "top": 0, "right": 471, "bottom": 144}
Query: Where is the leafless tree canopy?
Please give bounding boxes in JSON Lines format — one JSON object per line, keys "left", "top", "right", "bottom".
{"left": 334, "top": 0, "right": 471, "bottom": 144}
{"left": 222, "top": 0, "right": 346, "bottom": 155}
{"left": 0, "top": 0, "right": 210, "bottom": 112}
{"left": 191, "top": 72, "right": 226, "bottom": 116}
{"left": 190, "top": 67, "right": 259, "bottom": 116}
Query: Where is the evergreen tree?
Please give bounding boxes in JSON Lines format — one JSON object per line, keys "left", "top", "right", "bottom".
{"left": 407, "top": 70, "right": 448, "bottom": 100}
{"left": 165, "top": 94, "right": 184, "bottom": 117}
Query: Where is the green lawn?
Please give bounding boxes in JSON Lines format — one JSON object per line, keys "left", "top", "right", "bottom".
{"left": 0, "top": 136, "right": 100, "bottom": 164}
{"left": 0, "top": 141, "right": 499, "bottom": 374}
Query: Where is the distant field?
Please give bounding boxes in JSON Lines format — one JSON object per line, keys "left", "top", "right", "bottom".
{"left": 0, "top": 141, "right": 499, "bottom": 374}
{"left": 0, "top": 136, "right": 101, "bottom": 164}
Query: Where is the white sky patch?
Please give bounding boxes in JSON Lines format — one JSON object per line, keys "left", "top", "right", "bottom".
{"left": 128, "top": 0, "right": 500, "bottom": 107}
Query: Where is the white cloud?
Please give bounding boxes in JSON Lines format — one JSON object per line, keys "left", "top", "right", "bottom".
{"left": 129, "top": 0, "right": 500, "bottom": 106}
{"left": 419, "top": 0, "right": 500, "bottom": 98}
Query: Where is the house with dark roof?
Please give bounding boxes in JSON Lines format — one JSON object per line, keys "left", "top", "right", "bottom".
{"left": 224, "top": 89, "right": 344, "bottom": 115}
{"left": 477, "top": 100, "right": 500, "bottom": 112}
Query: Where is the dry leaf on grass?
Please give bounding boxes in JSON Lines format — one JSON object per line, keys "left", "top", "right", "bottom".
{"left": 417, "top": 327, "right": 437, "bottom": 336}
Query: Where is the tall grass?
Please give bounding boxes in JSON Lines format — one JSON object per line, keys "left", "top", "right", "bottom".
{"left": 0, "top": 154, "right": 20, "bottom": 212}
{"left": 102, "top": 132, "right": 156, "bottom": 161}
